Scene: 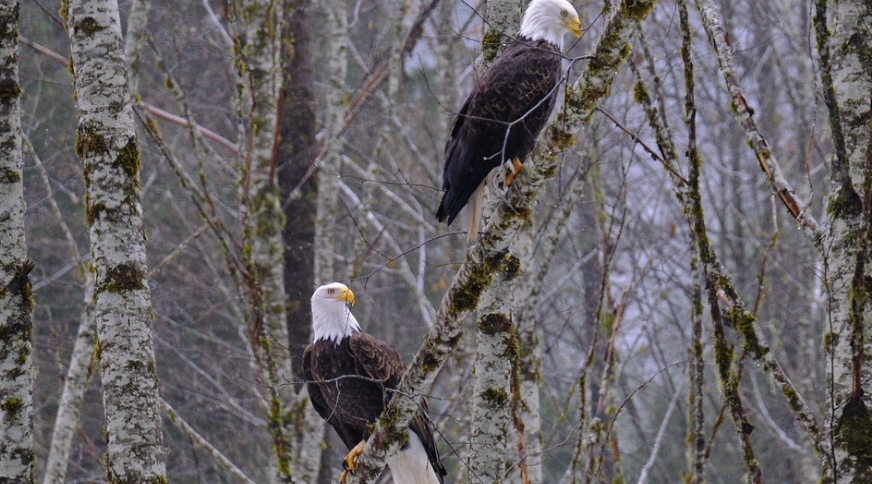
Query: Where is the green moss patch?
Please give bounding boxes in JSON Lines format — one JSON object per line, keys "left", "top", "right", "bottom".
{"left": 98, "top": 263, "right": 146, "bottom": 293}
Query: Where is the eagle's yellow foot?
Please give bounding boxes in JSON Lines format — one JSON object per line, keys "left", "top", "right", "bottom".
{"left": 339, "top": 440, "right": 366, "bottom": 483}
{"left": 505, "top": 157, "right": 523, "bottom": 186}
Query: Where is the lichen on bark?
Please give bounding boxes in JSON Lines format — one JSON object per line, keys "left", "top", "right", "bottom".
{"left": 231, "top": 0, "right": 295, "bottom": 481}
{"left": 820, "top": 0, "right": 872, "bottom": 481}
{"left": 0, "top": 1, "right": 34, "bottom": 482}
{"left": 66, "top": 0, "right": 168, "bottom": 482}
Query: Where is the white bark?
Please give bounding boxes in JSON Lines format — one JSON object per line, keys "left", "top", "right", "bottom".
{"left": 42, "top": 275, "right": 97, "bottom": 484}
{"left": 66, "top": 0, "right": 167, "bottom": 481}
{"left": 821, "top": 0, "right": 872, "bottom": 480}
{"left": 469, "top": 266, "right": 517, "bottom": 483}
{"left": 0, "top": 1, "right": 34, "bottom": 481}
{"left": 636, "top": 381, "right": 683, "bottom": 484}
{"left": 482, "top": 0, "right": 522, "bottom": 65}
{"left": 314, "top": 0, "right": 348, "bottom": 282}
{"left": 467, "top": 2, "right": 525, "bottom": 481}
{"left": 124, "top": 0, "right": 150, "bottom": 96}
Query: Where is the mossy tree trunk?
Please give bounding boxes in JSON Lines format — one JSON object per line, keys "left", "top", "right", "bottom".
{"left": 66, "top": 0, "right": 168, "bottom": 482}
{"left": 231, "top": 0, "right": 296, "bottom": 482}
{"left": 820, "top": 0, "right": 872, "bottom": 480}
{"left": 44, "top": 6, "right": 150, "bottom": 481}
{"left": 468, "top": 2, "right": 523, "bottom": 481}
{"left": 0, "top": 1, "right": 35, "bottom": 482}
{"left": 469, "top": 258, "right": 520, "bottom": 483}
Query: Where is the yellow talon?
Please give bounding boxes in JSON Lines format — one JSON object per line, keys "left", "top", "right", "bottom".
{"left": 339, "top": 440, "right": 366, "bottom": 483}
{"left": 505, "top": 157, "right": 523, "bottom": 186}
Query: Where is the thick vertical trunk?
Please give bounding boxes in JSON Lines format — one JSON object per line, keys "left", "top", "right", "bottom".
{"left": 66, "top": 0, "right": 167, "bottom": 482}
{"left": 469, "top": 261, "right": 519, "bottom": 483}
{"left": 0, "top": 2, "right": 35, "bottom": 482}
{"left": 232, "top": 0, "right": 295, "bottom": 482}
{"left": 822, "top": 0, "right": 872, "bottom": 480}
{"left": 469, "top": 2, "right": 523, "bottom": 481}
{"left": 313, "top": 0, "right": 347, "bottom": 282}
{"left": 277, "top": 1, "right": 324, "bottom": 481}
{"left": 279, "top": 0, "right": 317, "bottom": 377}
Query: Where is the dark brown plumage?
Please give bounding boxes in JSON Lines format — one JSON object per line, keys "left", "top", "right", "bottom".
{"left": 436, "top": 37, "right": 563, "bottom": 226}
{"left": 303, "top": 333, "right": 446, "bottom": 482}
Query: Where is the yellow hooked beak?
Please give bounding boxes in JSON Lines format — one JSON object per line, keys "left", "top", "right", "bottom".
{"left": 566, "top": 17, "right": 582, "bottom": 38}
{"left": 339, "top": 287, "right": 355, "bottom": 306}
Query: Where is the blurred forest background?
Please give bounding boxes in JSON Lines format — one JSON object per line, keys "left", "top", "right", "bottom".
{"left": 9, "top": 0, "right": 871, "bottom": 482}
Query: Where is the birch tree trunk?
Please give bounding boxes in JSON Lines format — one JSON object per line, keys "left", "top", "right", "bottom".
{"left": 469, "top": 260, "right": 519, "bottom": 483}
{"left": 66, "top": 0, "right": 167, "bottom": 482}
{"left": 0, "top": 2, "right": 35, "bottom": 482}
{"left": 42, "top": 276, "right": 97, "bottom": 484}
{"left": 232, "top": 0, "right": 295, "bottom": 482}
{"left": 821, "top": 0, "right": 872, "bottom": 480}
{"left": 468, "top": 2, "right": 523, "bottom": 481}
{"left": 44, "top": 0, "right": 148, "bottom": 476}
{"left": 313, "top": 0, "right": 348, "bottom": 282}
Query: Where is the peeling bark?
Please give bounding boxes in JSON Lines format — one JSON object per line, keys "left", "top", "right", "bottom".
{"left": 66, "top": 0, "right": 167, "bottom": 481}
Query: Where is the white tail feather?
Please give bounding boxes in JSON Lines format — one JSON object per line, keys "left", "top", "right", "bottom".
{"left": 467, "top": 182, "right": 485, "bottom": 242}
{"left": 386, "top": 432, "right": 441, "bottom": 484}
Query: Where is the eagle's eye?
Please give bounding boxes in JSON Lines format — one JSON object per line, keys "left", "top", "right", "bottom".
{"left": 328, "top": 288, "right": 335, "bottom": 294}
{"left": 560, "top": 9, "right": 567, "bottom": 17}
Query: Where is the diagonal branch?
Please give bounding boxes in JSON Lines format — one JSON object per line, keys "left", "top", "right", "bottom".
{"left": 695, "top": 0, "right": 823, "bottom": 243}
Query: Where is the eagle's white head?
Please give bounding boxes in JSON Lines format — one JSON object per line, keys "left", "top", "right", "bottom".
{"left": 519, "top": 0, "right": 582, "bottom": 50}
{"left": 311, "top": 282, "right": 361, "bottom": 343}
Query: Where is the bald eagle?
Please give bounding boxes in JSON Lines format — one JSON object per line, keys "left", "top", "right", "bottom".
{"left": 304, "top": 283, "right": 446, "bottom": 484}
{"left": 436, "top": 0, "right": 581, "bottom": 239}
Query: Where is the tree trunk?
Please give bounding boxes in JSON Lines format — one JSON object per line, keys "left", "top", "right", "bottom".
{"left": 468, "top": 2, "right": 523, "bottom": 481}
{"left": 279, "top": 0, "right": 317, "bottom": 382}
{"left": 313, "top": 0, "right": 348, "bottom": 282}
{"left": 42, "top": 276, "right": 97, "bottom": 484}
{"left": 277, "top": 1, "right": 324, "bottom": 481}
{"left": 232, "top": 0, "right": 296, "bottom": 482}
{"left": 469, "top": 262, "right": 519, "bottom": 483}
{"left": 0, "top": 1, "right": 35, "bottom": 481}
{"left": 66, "top": 0, "right": 167, "bottom": 481}
{"left": 822, "top": 0, "right": 872, "bottom": 480}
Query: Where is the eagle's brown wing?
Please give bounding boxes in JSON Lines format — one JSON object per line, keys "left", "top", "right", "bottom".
{"left": 302, "top": 344, "right": 332, "bottom": 423}
{"left": 348, "top": 333, "right": 447, "bottom": 482}
{"left": 437, "top": 37, "right": 563, "bottom": 225}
